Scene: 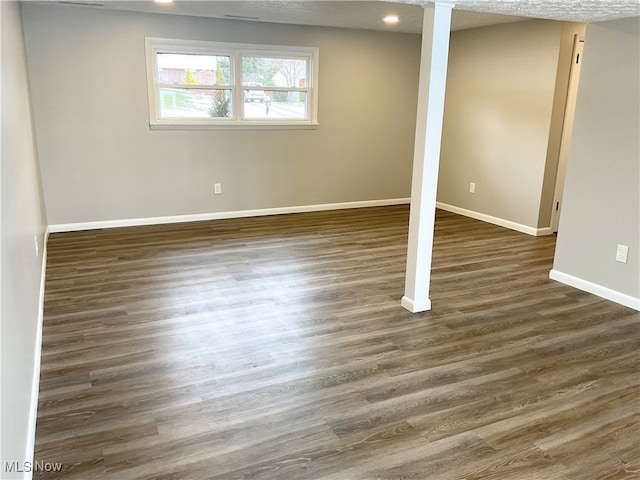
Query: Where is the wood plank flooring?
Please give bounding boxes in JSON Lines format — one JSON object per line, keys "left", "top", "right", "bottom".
{"left": 35, "top": 206, "right": 640, "bottom": 479}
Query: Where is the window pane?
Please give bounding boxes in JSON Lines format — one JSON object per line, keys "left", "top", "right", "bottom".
{"left": 159, "top": 88, "right": 232, "bottom": 119}
{"left": 157, "top": 54, "right": 231, "bottom": 85}
{"left": 244, "top": 91, "right": 307, "bottom": 120}
{"left": 242, "top": 57, "right": 308, "bottom": 88}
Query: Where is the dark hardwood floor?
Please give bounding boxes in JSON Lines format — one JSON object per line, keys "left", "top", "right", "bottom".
{"left": 35, "top": 206, "right": 640, "bottom": 479}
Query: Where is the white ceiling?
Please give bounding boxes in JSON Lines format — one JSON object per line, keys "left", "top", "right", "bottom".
{"left": 50, "top": 0, "right": 640, "bottom": 34}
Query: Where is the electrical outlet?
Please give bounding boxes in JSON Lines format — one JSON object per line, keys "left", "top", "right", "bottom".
{"left": 616, "top": 244, "right": 628, "bottom": 264}
{"left": 34, "top": 235, "right": 39, "bottom": 257}
{"left": 214, "top": 183, "right": 222, "bottom": 195}
{"left": 469, "top": 182, "right": 476, "bottom": 194}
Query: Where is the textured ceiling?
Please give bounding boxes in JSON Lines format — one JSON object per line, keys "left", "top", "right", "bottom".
{"left": 48, "top": 0, "right": 640, "bottom": 34}
{"left": 405, "top": 0, "right": 640, "bottom": 23}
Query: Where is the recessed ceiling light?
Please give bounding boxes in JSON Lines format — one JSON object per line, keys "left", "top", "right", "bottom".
{"left": 383, "top": 14, "right": 399, "bottom": 25}
{"left": 154, "top": 0, "right": 173, "bottom": 4}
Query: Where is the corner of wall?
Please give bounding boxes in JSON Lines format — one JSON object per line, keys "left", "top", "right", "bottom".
{"left": 552, "top": 18, "right": 639, "bottom": 306}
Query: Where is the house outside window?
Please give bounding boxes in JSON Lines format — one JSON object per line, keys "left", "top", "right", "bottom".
{"left": 145, "top": 38, "right": 319, "bottom": 128}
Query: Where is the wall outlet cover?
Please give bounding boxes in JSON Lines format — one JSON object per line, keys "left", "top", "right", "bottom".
{"left": 616, "top": 244, "right": 629, "bottom": 263}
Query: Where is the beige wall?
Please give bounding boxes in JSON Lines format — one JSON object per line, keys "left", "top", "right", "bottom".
{"left": 552, "top": 17, "right": 639, "bottom": 303}
{"left": 21, "top": 4, "right": 421, "bottom": 226}
{"left": 438, "top": 20, "right": 566, "bottom": 230}
{"left": 1, "top": 1, "right": 49, "bottom": 475}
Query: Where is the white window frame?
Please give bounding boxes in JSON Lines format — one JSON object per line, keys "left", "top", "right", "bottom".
{"left": 145, "top": 38, "right": 319, "bottom": 129}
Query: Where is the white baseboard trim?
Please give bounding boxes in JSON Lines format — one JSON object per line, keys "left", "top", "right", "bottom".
{"left": 536, "top": 227, "right": 554, "bottom": 236}
{"left": 25, "top": 227, "right": 49, "bottom": 479}
{"left": 48, "top": 198, "right": 411, "bottom": 233}
{"left": 435, "top": 202, "right": 553, "bottom": 237}
{"left": 401, "top": 296, "right": 432, "bottom": 313}
{"left": 549, "top": 269, "right": 640, "bottom": 311}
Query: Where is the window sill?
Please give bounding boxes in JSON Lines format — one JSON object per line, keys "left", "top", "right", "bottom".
{"left": 149, "top": 121, "right": 319, "bottom": 131}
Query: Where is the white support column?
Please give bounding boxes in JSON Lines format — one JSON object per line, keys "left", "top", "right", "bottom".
{"left": 401, "top": 2, "right": 454, "bottom": 313}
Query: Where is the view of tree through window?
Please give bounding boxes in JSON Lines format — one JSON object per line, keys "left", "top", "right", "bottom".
{"left": 241, "top": 56, "right": 308, "bottom": 119}
{"left": 156, "top": 53, "right": 231, "bottom": 118}
{"left": 147, "top": 39, "right": 317, "bottom": 126}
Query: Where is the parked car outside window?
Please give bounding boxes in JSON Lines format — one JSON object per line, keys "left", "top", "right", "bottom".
{"left": 244, "top": 83, "right": 266, "bottom": 102}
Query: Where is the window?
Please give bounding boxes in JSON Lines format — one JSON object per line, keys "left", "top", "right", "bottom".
{"left": 145, "top": 38, "right": 318, "bottom": 128}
